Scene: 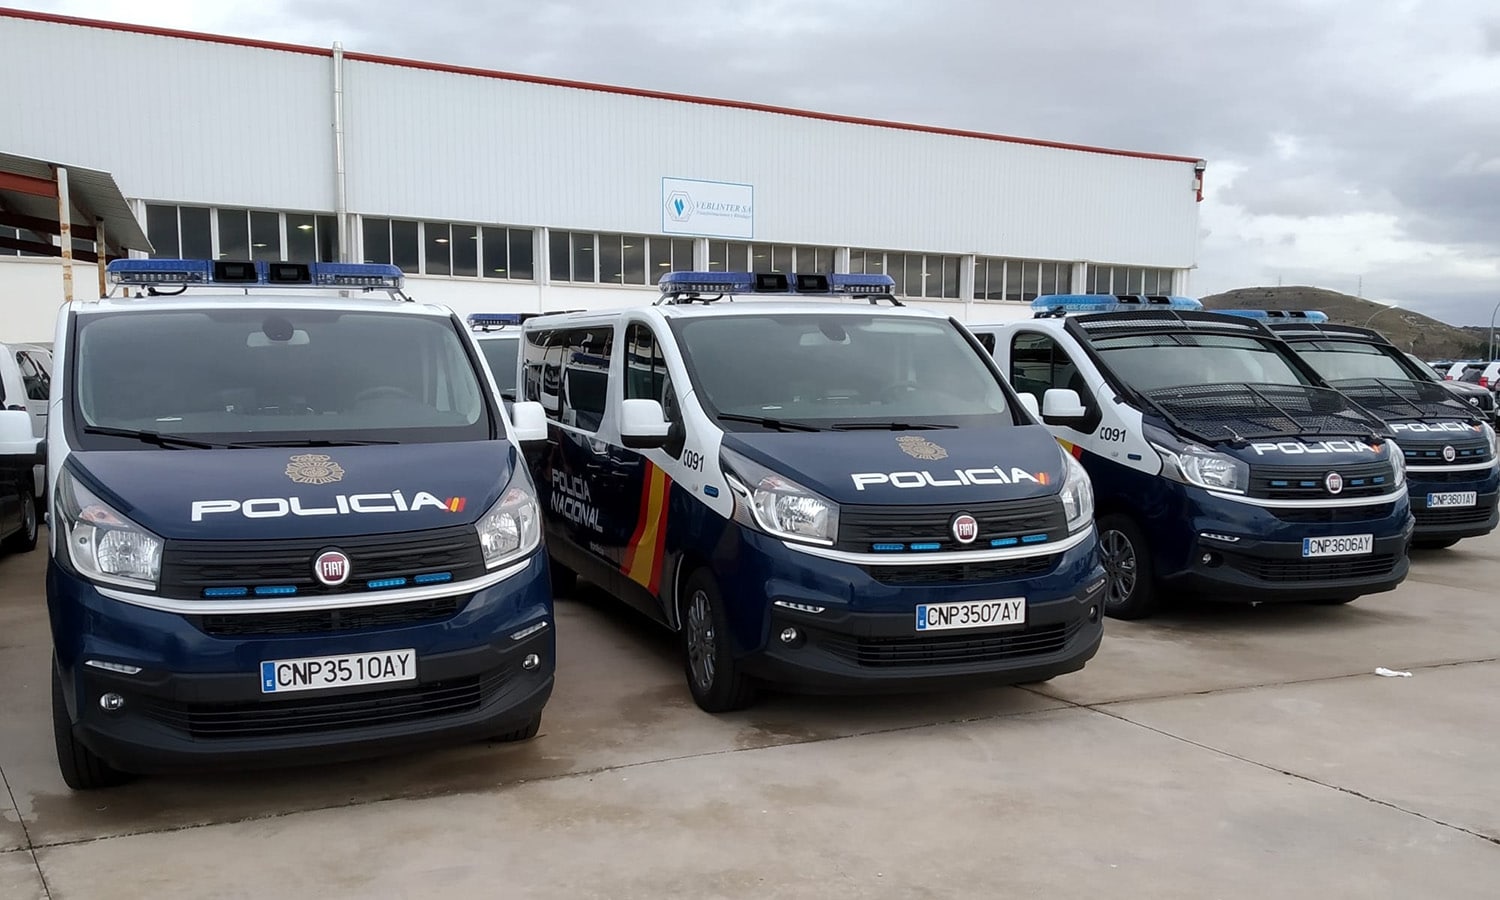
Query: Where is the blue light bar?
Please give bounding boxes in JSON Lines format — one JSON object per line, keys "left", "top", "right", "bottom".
{"left": 367, "top": 577, "right": 408, "bottom": 590}
{"left": 253, "top": 585, "right": 299, "bottom": 596}
{"left": 1030, "top": 294, "right": 1204, "bottom": 314}
{"left": 658, "top": 271, "right": 759, "bottom": 294}
{"left": 467, "top": 313, "right": 526, "bottom": 329}
{"left": 1217, "top": 309, "right": 1330, "bottom": 323}
{"left": 802, "top": 273, "right": 898, "bottom": 295}
{"left": 107, "top": 258, "right": 403, "bottom": 291}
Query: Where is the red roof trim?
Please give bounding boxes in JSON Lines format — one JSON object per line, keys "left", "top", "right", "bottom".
{"left": 3, "top": 6, "right": 1203, "bottom": 165}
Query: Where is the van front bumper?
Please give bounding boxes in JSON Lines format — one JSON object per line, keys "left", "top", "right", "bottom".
{"left": 720, "top": 528, "right": 1106, "bottom": 693}
{"left": 48, "top": 553, "right": 554, "bottom": 774}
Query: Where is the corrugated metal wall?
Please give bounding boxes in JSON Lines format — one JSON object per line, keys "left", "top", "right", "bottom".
{"left": 2, "top": 13, "right": 1200, "bottom": 268}
{"left": 3, "top": 16, "right": 334, "bottom": 211}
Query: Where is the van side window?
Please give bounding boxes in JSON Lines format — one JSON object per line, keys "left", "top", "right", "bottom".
{"left": 975, "top": 331, "right": 996, "bottom": 354}
{"left": 19, "top": 352, "right": 49, "bottom": 401}
{"left": 1010, "top": 328, "right": 1091, "bottom": 397}
{"left": 624, "top": 323, "right": 670, "bottom": 406}
{"left": 522, "top": 329, "right": 553, "bottom": 410}
{"left": 559, "top": 327, "right": 614, "bottom": 432}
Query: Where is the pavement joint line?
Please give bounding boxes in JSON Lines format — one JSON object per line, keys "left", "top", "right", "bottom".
{"left": 0, "top": 765, "right": 52, "bottom": 899}
{"left": 1028, "top": 655, "right": 1500, "bottom": 709}
{"left": 21, "top": 699, "right": 1073, "bottom": 851}
{"left": 20, "top": 656, "right": 1500, "bottom": 854}
{"left": 1086, "top": 704, "right": 1500, "bottom": 848}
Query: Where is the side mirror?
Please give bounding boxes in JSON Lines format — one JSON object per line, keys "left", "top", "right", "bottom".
{"left": 0, "top": 410, "right": 41, "bottom": 461}
{"left": 509, "top": 401, "right": 549, "bottom": 444}
{"left": 1017, "top": 393, "right": 1040, "bottom": 418}
{"left": 1042, "top": 388, "right": 1088, "bottom": 424}
{"left": 620, "top": 398, "right": 671, "bottom": 449}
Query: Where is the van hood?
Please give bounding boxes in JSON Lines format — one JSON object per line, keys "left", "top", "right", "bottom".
{"left": 719, "top": 426, "right": 1065, "bottom": 505}
{"left": 63, "top": 442, "right": 517, "bottom": 541}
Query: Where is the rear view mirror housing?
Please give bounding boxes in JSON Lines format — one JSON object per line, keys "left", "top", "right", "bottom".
{"left": 0, "top": 410, "right": 42, "bottom": 462}
{"left": 1042, "top": 389, "right": 1088, "bottom": 425}
{"left": 509, "top": 401, "right": 549, "bottom": 444}
{"left": 620, "top": 398, "right": 671, "bottom": 449}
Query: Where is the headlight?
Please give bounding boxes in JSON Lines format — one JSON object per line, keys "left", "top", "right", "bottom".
{"left": 1483, "top": 423, "right": 1498, "bottom": 459}
{"left": 56, "top": 467, "right": 163, "bottom": 590}
{"left": 722, "top": 447, "right": 838, "bottom": 546}
{"left": 476, "top": 483, "right": 541, "bottom": 568}
{"left": 1153, "top": 443, "right": 1249, "bottom": 494}
{"left": 1386, "top": 439, "right": 1405, "bottom": 488}
{"left": 1058, "top": 451, "right": 1094, "bottom": 533}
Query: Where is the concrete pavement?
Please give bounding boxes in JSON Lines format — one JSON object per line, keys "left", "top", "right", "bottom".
{"left": 1, "top": 532, "right": 1497, "bottom": 898}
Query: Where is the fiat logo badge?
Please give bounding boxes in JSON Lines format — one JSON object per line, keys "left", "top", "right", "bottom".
{"left": 314, "top": 550, "right": 351, "bottom": 587}
{"left": 1443, "top": 445, "right": 1457, "bottom": 462}
{"left": 951, "top": 513, "right": 980, "bottom": 545}
{"left": 1325, "top": 472, "right": 1344, "bottom": 495}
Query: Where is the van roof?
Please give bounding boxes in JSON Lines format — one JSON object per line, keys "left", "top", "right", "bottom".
{"left": 522, "top": 300, "right": 951, "bottom": 329}
{"left": 71, "top": 294, "right": 459, "bottom": 319}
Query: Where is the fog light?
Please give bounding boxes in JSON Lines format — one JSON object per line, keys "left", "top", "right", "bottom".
{"left": 522, "top": 653, "right": 541, "bottom": 671}
{"left": 780, "top": 627, "right": 800, "bottom": 645}
{"left": 1088, "top": 605, "right": 1100, "bottom": 623}
{"left": 99, "top": 693, "right": 125, "bottom": 712}
{"left": 1201, "top": 553, "right": 1213, "bottom": 565}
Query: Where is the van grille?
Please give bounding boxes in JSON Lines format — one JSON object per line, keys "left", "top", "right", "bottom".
{"left": 1248, "top": 462, "right": 1393, "bottom": 500}
{"left": 837, "top": 497, "right": 1067, "bottom": 554}
{"left": 1221, "top": 553, "right": 1398, "bottom": 583}
{"left": 158, "top": 525, "right": 485, "bottom": 601}
{"left": 1413, "top": 506, "right": 1493, "bottom": 527}
{"left": 816, "top": 621, "right": 1075, "bottom": 668}
{"left": 190, "top": 597, "right": 469, "bottom": 637}
{"left": 865, "top": 556, "right": 1056, "bottom": 586}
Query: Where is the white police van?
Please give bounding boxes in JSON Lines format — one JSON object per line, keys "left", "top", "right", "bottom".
{"left": 520, "top": 271, "right": 1106, "bottom": 712}
{"left": 46, "top": 258, "right": 555, "bottom": 788}
{"left": 968, "top": 295, "right": 1413, "bottom": 619}
{"left": 1222, "top": 310, "right": 1499, "bottom": 549}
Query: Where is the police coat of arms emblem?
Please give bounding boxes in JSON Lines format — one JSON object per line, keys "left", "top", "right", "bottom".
{"left": 896, "top": 435, "right": 948, "bottom": 461}
{"left": 285, "top": 453, "right": 345, "bottom": 485}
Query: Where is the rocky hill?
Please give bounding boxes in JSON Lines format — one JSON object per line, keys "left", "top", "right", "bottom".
{"left": 1200, "top": 286, "right": 1489, "bottom": 360}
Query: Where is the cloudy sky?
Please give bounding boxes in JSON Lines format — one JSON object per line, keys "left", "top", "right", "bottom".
{"left": 20, "top": 0, "right": 1500, "bottom": 324}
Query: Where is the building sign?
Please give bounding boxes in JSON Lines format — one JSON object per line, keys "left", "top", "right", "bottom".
{"left": 661, "top": 177, "right": 753, "bottom": 239}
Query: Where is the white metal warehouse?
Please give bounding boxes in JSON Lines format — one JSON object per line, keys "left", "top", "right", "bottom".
{"left": 0, "top": 7, "right": 1206, "bottom": 343}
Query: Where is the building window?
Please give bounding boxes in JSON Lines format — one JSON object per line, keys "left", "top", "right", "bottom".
{"left": 145, "top": 204, "right": 331, "bottom": 263}
{"left": 552, "top": 231, "right": 691, "bottom": 285}
{"left": 973, "top": 257, "right": 1072, "bottom": 302}
{"left": 1086, "top": 265, "right": 1176, "bottom": 295}
{"left": 360, "top": 219, "right": 533, "bottom": 280}
{"left": 711, "top": 241, "right": 834, "bottom": 275}
{"left": 852, "top": 250, "right": 962, "bottom": 299}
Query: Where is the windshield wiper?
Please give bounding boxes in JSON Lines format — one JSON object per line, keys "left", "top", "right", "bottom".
{"left": 82, "top": 426, "right": 223, "bottom": 450}
{"left": 227, "top": 438, "right": 400, "bottom": 448}
{"left": 716, "top": 413, "right": 824, "bottom": 433}
{"left": 829, "top": 422, "right": 959, "bottom": 431}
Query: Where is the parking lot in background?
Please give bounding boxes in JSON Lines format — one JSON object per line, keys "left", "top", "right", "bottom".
{"left": 2, "top": 529, "right": 1498, "bottom": 899}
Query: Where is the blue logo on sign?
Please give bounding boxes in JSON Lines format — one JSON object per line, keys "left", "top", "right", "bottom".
{"left": 674, "top": 197, "right": 686, "bottom": 215}
{"left": 261, "top": 661, "right": 277, "bottom": 692}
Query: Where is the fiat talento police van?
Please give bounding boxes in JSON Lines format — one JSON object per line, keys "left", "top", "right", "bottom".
{"left": 46, "top": 259, "right": 555, "bottom": 789}
{"left": 521, "top": 271, "right": 1105, "bottom": 712}
{"left": 1224, "top": 311, "right": 1499, "bottom": 549}
{"left": 968, "top": 295, "right": 1413, "bottom": 619}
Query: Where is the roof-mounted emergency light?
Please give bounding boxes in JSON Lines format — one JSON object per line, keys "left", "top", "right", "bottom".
{"left": 1217, "top": 309, "right": 1330, "bottom": 324}
{"left": 1030, "top": 294, "right": 1204, "bottom": 316}
{"left": 106, "top": 259, "right": 405, "bottom": 295}
{"left": 657, "top": 271, "right": 901, "bottom": 305}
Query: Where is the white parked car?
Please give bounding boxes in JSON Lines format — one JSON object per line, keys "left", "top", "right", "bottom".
{"left": 0, "top": 342, "right": 51, "bottom": 519}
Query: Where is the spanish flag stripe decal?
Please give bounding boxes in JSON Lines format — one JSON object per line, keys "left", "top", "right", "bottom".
{"left": 1057, "top": 438, "right": 1084, "bottom": 460}
{"left": 624, "top": 465, "right": 672, "bottom": 591}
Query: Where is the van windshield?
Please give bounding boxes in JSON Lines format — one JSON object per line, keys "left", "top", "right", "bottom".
{"left": 478, "top": 336, "right": 520, "bottom": 398}
{"left": 671, "top": 314, "right": 1012, "bottom": 429}
{"left": 71, "top": 308, "right": 493, "bottom": 448}
{"left": 1092, "top": 332, "right": 1312, "bottom": 392}
{"left": 1290, "top": 340, "right": 1415, "bottom": 383}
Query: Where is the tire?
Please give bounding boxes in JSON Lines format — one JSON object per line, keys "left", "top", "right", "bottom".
{"left": 491, "top": 713, "right": 542, "bottom": 743}
{"left": 3, "top": 487, "right": 39, "bottom": 554}
{"left": 1097, "top": 514, "right": 1161, "bottom": 620}
{"left": 548, "top": 559, "right": 577, "bottom": 597}
{"left": 680, "top": 568, "right": 757, "bottom": 713}
{"left": 1413, "top": 538, "right": 1461, "bottom": 550}
{"left": 52, "top": 660, "right": 132, "bottom": 790}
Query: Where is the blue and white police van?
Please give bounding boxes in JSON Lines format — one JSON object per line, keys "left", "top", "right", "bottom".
{"left": 519, "top": 271, "right": 1106, "bottom": 712}
{"left": 46, "top": 258, "right": 555, "bottom": 789}
{"left": 1225, "top": 310, "right": 1498, "bottom": 549}
{"left": 967, "top": 295, "right": 1413, "bottom": 619}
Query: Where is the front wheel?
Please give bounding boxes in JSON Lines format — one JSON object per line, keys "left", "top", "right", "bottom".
{"left": 681, "top": 568, "right": 757, "bottom": 713}
{"left": 1097, "top": 514, "right": 1161, "bottom": 620}
{"left": 52, "top": 661, "right": 132, "bottom": 790}
{"left": 3, "top": 488, "right": 38, "bottom": 554}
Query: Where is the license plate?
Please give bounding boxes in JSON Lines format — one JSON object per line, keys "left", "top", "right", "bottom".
{"left": 260, "top": 649, "right": 416, "bottom": 694}
{"left": 1427, "top": 491, "right": 1477, "bottom": 509}
{"left": 915, "top": 598, "right": 1025, "bottom": 632}
{"left": 1301, "top": 534, "right": 1373, "bottom": 558}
